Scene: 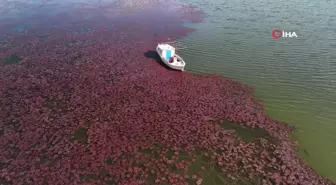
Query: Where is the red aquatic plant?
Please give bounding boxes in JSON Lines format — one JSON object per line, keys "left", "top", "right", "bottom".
{"left": 0, "top": 0, "right": 334, "bottom": 185}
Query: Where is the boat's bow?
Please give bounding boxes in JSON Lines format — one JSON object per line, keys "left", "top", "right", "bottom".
{"left": 156, "top": 43, "right": 185, "bottom": 71}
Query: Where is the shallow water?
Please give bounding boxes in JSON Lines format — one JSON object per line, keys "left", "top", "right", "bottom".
{"left": 177, "top": 0, "right": 336, "bottom": 182}
{"left": 220, "top": 121, "right": 271, "bottom": 142}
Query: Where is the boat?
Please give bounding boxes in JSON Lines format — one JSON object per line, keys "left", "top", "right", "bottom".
{"left": 156, "top": 42, "right": 186, "bottom": 71}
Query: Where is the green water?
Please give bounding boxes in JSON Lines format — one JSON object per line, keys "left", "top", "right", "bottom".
{"left": 220, "top": 121, "right": 272, "bottom": 143}
{"left": 177, "top": 0, "right": 336, "bottom": 182}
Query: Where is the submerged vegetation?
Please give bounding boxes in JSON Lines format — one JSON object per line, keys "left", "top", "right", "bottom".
{"left": 1, "top": 54, "right": 21, "bottom": 65}
{"left": 219, "top": 120, "right": 272, "bottom": 142}
{"left": 72, "top": 127, "right": 88, "bottom": 144}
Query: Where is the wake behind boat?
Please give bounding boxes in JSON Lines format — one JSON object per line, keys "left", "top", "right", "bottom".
{"left": 156, "top": 43, "right": 186, "bottom": 71}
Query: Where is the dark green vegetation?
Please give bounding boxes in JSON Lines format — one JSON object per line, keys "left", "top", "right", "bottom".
{"left": 97, "top": 120, "right": 277, "bottom": 185}
{"left": 1, "top": 54, "right": 21, "bottom": 65}
{"left": 73, "top": 127, "right": 88, "bottom": 144}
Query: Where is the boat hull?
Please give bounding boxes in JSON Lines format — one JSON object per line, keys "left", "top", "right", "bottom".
{"left": 156, "top": 45, "right": 185, "bottom": 71}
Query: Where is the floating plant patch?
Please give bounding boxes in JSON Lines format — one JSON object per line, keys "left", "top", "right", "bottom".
{"left": 132, "top": 145, "right": 267, "bottom": 185}
{"left": 1, "top": 54, "right": 22, "bottom": 65}
{"left": 0, "top": 1, "right": 334, "bottom": 184}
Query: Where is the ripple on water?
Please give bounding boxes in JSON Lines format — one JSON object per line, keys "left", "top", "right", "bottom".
{"left": 177, "top": 0, "right": 336, "bottom": 181}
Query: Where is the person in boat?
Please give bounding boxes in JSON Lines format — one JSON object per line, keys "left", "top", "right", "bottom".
{"left": 169, "top": 56, "right": 178, "bottom": 63}
{"left": 169, "top": 56, "right": 181, "bottom": 63}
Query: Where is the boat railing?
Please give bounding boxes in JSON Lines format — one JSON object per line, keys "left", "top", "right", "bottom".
{"left": 175, "top": 46, "right": 187, "bottom": 50}
{"left": 160, "top": 42, "right": 186, "bottom": 50}
{"left": 158, "top": 41, "right": 187, "bottom": 50}
{"left": 159, "top": 41, "right": 177, "bottom": 44}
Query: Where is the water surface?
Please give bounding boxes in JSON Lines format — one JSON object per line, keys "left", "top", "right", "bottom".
{"left": 177, "top": 0, "right": 336, "bottom": 181}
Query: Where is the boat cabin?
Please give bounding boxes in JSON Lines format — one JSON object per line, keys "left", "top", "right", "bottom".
{"left": 157, "top": 44, "right": 176, "bottom": 61}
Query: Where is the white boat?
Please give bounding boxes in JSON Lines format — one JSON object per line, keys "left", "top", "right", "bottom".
{"left": 156, "top": 43, "right": 186, "bottom": 71}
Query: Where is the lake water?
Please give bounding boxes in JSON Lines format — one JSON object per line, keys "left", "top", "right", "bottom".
{"left": 177, "top": 0, "right": 336, "bottom": 182}
{"left": 1, "top": 0, "right": 335, "bottom": 182}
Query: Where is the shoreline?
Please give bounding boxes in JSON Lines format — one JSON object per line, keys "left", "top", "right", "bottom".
{"left": 0, "top": 0, "right": 334, "bottom": 184}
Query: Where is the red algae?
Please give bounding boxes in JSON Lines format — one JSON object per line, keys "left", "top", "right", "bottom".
{"left": 0, "top": 0, "right": 335, "bottom": 185}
